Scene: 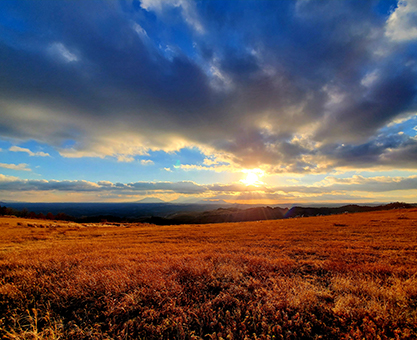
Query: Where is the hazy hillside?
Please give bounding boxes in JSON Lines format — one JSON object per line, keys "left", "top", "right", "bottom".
{"left": 137, "top": 202, "right": 415, "bottom": 225}
{"left": 0, "top": 202, "right": 237, "bottom": 220}
{"left": 1, "top": 201, "right": 415, "bottom": 225}
{"left": 159, "top": 206, "right": 288, "bottom": 224}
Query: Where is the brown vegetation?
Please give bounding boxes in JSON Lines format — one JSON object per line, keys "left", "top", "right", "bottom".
{"left": 1, "top": 209, "right": 417, "bottom": 339}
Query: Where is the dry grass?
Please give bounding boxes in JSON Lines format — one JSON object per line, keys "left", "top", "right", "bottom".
{"left": 0, "top": 209, "right": 417, "bottom": 339}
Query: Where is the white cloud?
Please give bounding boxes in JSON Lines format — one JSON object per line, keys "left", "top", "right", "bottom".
{"left": 0, "top": 163, "right": 31, "bottom": 171}
{"left": 97, "top": 180, "right": 114, "bottom": 187}
{"left": 0, "top": 174, "right": 19, "bottom": 181}
{"left": 139, "top": 0, "right": 164, "bottom": 12}
{"left": 1, "top": 173, "right": 416, "bottom": 203}
{"left": 48, "top": 42, "right": 78, "bottom": 62}
{"left": 361, "top": 70, "right": 379, "bottom": 88}
{"left": 117, "top": 155, "right": 135, "bottom": 162}
{"left": 0, "top": 178, "right": 207, "bottom": 195}
{"left": 58, "top": 148, "right": 106, "bottom": 159}
{"left": 58, "top": 137, "right": 152, "bottom": 162}
{"left": 386, "top": 0, "right": 417, "bottom": 42}
{"left": 2, "top": 1, "right": 417, "bottom": 177}
{"left": 133, "top": 23, "right": 148, "bottom": 38}
{"left": 203, "top": 158, "right": 219, "bottom": 166}
{"left": 140, "top": 0, "right": 204, "bottom": 33}
{"left": 208, "top": 63, "right": 234, "bottom": 92}
{"left": 180, "top": 163, "right": 239, "bottom": 173}
{"left": 141, "top": 159, "right": 154, "bottom": 165}
{"left": 176, "top": 0, "right": 204, "bottom": 33}
{"left": 131, "top": 22, "right": 155, "bottom": 50}
{"left": 9, "top": 146, "right": 50, "bottom": 157}
{"left": 387, "top": 112, "right": 417, "bottom": 127}
{"left": 278, "top": 175, "right": 417, "bottom": 193}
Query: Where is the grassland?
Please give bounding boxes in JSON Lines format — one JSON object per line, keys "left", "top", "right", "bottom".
{"left": 1, "top": 209, "right": 417, "bottom": 339}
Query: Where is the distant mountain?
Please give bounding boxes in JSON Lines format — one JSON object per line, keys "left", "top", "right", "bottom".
{"left": 284, "top": 202, "right": 414, "bottom": 218}
{"left": 138, "top": 202, "right": 415, "bottom": 225}
{"left": 0, "top": 200, "right": 23, "bottom": 204}
{"left": 2, "top": 201, "right": 415, "bottom": 225}
{"left": 1, "top": 201, "right": 245, "bottom": 220}
{"left": 148, "top": 206, "right": 288, "bottom": 225}
{"left": 135, "top": 197, "right": 167, "bottom": 203}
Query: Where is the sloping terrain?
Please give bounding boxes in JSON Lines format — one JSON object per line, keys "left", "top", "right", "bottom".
{"left": 148, "top": 202, "right": 414, "bottom": 225}
{"left": 1, "top": 209, "right": 417, "bottom": 339}
{"left": 2, "top": 202, "right": 414, "bottom": 225}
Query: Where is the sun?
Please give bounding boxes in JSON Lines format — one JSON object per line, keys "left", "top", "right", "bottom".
{"left": 240, "top": 169, "right": 265, "bottom": 186}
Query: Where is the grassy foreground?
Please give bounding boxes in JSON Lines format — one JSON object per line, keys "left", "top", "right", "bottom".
{"left": 0, "top": 209, "right": 417, "bottom": 339}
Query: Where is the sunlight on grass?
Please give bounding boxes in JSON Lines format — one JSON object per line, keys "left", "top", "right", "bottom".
{"left": 0, "top": 209, "right": 416, "bottom": 339}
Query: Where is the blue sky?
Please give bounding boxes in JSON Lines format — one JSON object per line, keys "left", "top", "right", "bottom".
{"left": 1, "top": 0, "right": 417, "bottom": 204}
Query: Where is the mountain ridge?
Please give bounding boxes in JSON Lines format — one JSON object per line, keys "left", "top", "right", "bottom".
{"left": 1, "top": 201, "right": 415, "bottom": 225}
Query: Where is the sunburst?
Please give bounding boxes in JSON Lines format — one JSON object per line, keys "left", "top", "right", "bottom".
{"left": 240, "top": 169, "right": 265, "bottom": 186}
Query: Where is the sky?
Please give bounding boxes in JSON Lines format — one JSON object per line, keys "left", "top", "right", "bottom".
{"left": 0, "top": 0, "right": 417, "bottom": 204}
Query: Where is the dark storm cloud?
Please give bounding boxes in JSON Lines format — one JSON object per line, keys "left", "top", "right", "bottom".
{"left": 0, "top": 0, "right": 416, "bottom": 171}
{"left": 314, "top": 68, "right": 417, "bottom": 143}
{"left": 320, "top": 131, "right": 417, "bottom": 169}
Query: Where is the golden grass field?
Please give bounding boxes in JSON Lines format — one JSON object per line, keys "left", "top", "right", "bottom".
{"left": 1, "top": 209, "right": 417, "bottom": 339}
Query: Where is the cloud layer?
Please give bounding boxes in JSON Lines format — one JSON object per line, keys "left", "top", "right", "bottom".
{"left": 9, "top": 146, "right": 50, "bottom": 157}
{"left": 1, "top": 174, "right": 417, "bottom": 203}
{"left": 0, "top": 0, "right": 416, "bottom": 174}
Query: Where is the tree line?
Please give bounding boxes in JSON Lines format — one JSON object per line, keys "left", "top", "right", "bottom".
{"left": 0, "top": 206, "right": 74, "bottom": 221}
